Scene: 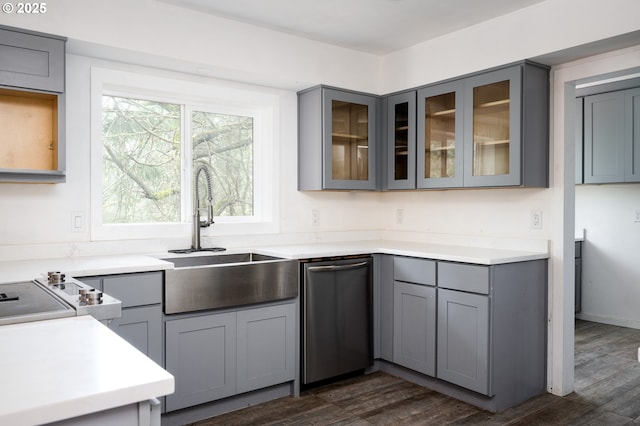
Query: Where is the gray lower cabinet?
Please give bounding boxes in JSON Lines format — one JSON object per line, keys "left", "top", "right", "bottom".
{"left": 575, "top": 241, "right": 582, "bottom": 313}
{"left": 393, "top": 281, "right": 436, "bottom": 376}
{"left": 375, "top": 255, "right": 394, "bottom": 361}
{"left": 437, "top": 288, "right": 490, "bottom": 394}
{"left": 437, "top": 260, "right": 547, "bottom": 408}
{"left": 165, "top": 303, "right": 296, "bottom": 412}
{"left": 108, "top": 305, "right": 163, "bottom": 367}
{"left": 391, "top": 256, "right": 437, "bottom": 376}
{"left": 76, "top": 272, "right": 163, "bottom": 367}
{"left": 165, "top": 312, "right": 237, "bottom": 411}
{"left": 385, "top": 257, "right": 547, "bottom": 411}
{"left": 236, "top": 304, "right": 296, "bottom": 394}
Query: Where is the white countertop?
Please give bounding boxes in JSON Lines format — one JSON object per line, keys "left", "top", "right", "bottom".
{"left": 0, "top": 254, "right": 173, "bottom": 283}
{"left": 0, "top": 239, "right": 548, "bottom": 283}
{"left": 254, "top": 240, "right": 548, "bottom": 265}
{"left": 0, "top": 316, "right": 174, "bottom": 426}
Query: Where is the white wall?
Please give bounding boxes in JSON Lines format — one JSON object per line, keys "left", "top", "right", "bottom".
{"left": 576, "top": 184, "right": 640, "bottom": 327}
{"left": 380, "top": 0, "right": 640, "bottom": 93}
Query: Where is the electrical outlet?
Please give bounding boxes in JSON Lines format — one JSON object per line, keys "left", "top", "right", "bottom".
{"left": 633, "top": 208, "right": 640, "bottom": 223}
{"left": 530, "top": 210, "right": 542, "bottom": 230}
{"left": 396, "top": 208, "right": 404, "bottom": 225}
{"left": 311, "top": 209, "right": 320, "bottom": 226}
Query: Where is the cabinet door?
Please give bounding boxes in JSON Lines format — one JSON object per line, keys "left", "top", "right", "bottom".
{"left": 108, "top": 305, "right": 162, "bottom": 366}
{"left": 236, "top": 304, "right": 295, "bottom": 394}
{"left": 417, "top": 81, "right": 464, "bottom": 188}
{"left": 576, "top": 97, "right": 584, "bottom": 184}
{"left": 165, "top": 313, "right": 236, "bottom": 411}
{"left": 0, "top": 27, "right": 65, "bottom": 93}
{"left": 393, "top": 281, "right": 436, "bottom": 376}
{"left": 437, "top": 288, "right": 491, "bottom": 395}
{"left": 323, "top": 88, "right": 378, "bottom": 190}
{"left": 463, "top": 66, "right": 522, "bottom": 187}
{"left": 626, "top": 88, "right": 640, "bottom": 182}
{"left": 584, "top": 91, "right": 626, "bottom": 183}
{"left": 386, "top": 91, "right": 416, "bottom": 189}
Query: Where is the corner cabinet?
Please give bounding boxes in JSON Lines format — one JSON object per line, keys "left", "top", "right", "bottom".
{"left": 0, "top": 25, "right": 66, "bottom": 183}
{"left": 380, "top": 256, "right": 547, "bottom": 412}
{"left": 77, "top": 272, "right": 164, "bottom": 367}
{"left": 385, "top": 91, "right": 417, "bottom": 189}
{"left": 298, "top": 86, "right": 379, "bottom": 190}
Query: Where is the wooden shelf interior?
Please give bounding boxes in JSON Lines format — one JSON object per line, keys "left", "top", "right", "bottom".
{"left": 331, "top": 100, "right": 369, "bottom": 181}
{"left": 0, "top": 87, "right": 58, "bottom": 171}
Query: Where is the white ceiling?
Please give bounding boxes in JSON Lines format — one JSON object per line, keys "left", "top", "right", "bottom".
{"left": 156, "top": 0, "right": 546, "bottom": 55}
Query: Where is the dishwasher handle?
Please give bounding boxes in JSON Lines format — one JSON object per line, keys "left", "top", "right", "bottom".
{"left": 307, "top": 261, "right": 369, "bottom": 272}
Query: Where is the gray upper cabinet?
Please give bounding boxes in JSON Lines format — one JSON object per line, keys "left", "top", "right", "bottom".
{"left": 583, "top": 90, "right": 626, "bottom": 183}
{"left": 0, "top": 26, "right": 65, "bottom": 93}
{"left": 0, "top": 25, "right": 66, "bottom": 183}
{"left": 298, "top": 86, "right": 379, "bottom": 190}
{"left": 580, "top": 86, "right": 640, "bottom": 184}
{"left": 625, "top": 87, "right": 640, "bottom": 182}
{"left": 385, "top": 91, "right": 416, "bottom": 189}
{"left": 379, "top": 61, "right": 549, "bottom": 191}
{"left": 576, "top": 97, "right": 584, "bottom": 184}
{"left": 417, "top": 81, "right": 464, "bottom": 188}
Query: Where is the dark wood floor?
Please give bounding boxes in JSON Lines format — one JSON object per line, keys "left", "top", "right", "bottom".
{"left": 190, "top": 320, "right": 640, "bottom": 425}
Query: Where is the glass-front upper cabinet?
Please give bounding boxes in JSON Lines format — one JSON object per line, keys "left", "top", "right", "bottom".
{"left": 417, "top": 81, "right": 464, "bottom": 188}
{"left": 386, "top": 91, "right": 416, "bottom": 189}
{"left": 463, "top": 66, "right": 522, "bottom": 187}
{"left": 298, "top": 86, "right": 378, "bottom": 190}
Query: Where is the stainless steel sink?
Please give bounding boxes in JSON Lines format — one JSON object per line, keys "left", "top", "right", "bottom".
{"left": 163, "top": 253, "right": 298, "bottom": 314}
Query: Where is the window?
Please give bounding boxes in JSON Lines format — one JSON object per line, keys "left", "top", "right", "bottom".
{"left": 91, "top": 67, "right": 277, "bottom": 240}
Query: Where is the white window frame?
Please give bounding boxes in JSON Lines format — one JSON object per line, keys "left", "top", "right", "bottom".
{"left": 90, "top": 67, "right": 278, "bottom": 241}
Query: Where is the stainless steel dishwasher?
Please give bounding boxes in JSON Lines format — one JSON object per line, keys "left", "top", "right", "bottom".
{"left": 302, "top": 256, "right": 373, "bottom": 385}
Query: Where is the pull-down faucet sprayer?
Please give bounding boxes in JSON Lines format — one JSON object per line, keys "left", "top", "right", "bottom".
{"left": 192, "top": 164, "right": 215, "bottom": 251}
{"left": 168, "top": 165, "right": 225, "bottom": 254}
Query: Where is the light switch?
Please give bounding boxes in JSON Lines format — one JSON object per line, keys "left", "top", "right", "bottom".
{"left": 71, "top": 212, "right": 85, "bottom": 232}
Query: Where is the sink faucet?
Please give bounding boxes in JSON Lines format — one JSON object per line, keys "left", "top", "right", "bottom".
{"left": 192, "top": 165, "right": 215, "bottom": 251}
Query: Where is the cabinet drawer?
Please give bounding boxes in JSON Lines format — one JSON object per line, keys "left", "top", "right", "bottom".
{"left": 438, "top": 262, "right": 489, "bottom": 294}
{"left": 103, "top": 272, "right": 163, "bottom": 307}
{"left": 0, "top": 27, "right": 65, "bottom": 93}
{"left": 393, "top": 257, "right": 436, "bottom": 286}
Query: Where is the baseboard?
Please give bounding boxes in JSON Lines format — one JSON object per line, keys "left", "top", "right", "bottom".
{"left": 576, "top": 313, "right": 640, "bottom": 330}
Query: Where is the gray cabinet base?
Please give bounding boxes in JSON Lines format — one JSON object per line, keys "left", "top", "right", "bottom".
{"left": 374, "top": 360, "right": 543, "bottom": 413}
{"left": 160, "top": 382, "right": 293, "bottom": 426}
